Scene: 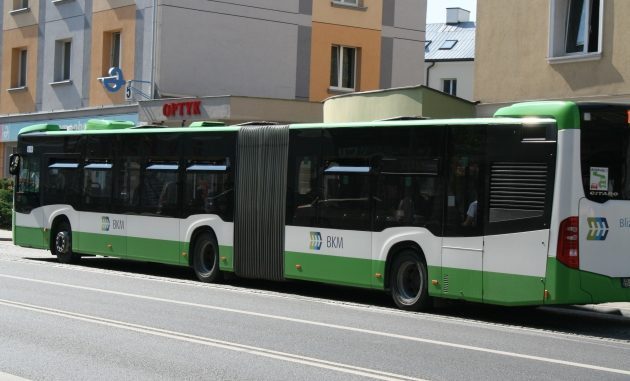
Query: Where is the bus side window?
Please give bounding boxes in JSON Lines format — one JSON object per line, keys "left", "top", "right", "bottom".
{"left": 444, "top": 126, "right": 486, "bottom": 237}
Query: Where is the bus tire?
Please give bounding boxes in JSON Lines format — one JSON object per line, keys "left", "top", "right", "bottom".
{"left": 390, "top": 250, "right": 431, "bottom": 311}
{"left": 192, "top": 232, "right": 222, "bottom": 283}
{"left": 52, "top": 222, "right": 80, "bottom": 264}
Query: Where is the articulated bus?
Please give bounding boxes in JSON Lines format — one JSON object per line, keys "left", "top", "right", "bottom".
{"left": 9, "top": 101, "right": 630, "bottom": 311}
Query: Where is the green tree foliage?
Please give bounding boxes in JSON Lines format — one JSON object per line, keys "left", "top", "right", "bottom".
{"left": 0, "top": 178, "right": 13, "bottom": 229}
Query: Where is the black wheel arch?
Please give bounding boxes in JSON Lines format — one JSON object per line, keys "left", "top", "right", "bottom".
{"left": 384, "top": 240, "right": 426, "bottom": 291}
{"left": 188, "top": 226, "right": 219, "bottom": 267}
{"left": 49, "top": 215, "right": 71, "bottom": 253}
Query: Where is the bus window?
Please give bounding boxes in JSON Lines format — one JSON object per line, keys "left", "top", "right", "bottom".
{"left": 43, "top": 160, "right": 81, "bottom": 207}
{"left": 444, "top": 126, "right": 486, "bottom": 237}
{"left": 141, "top": 163, "right": 179, "bottom": 216}
{"left": 15, "top": 155, "right": 41, "bottom": 213}
{"left": 83, "top": 162, "right": 113, "bottom": 211}
{"left": 184, "top": 162, "right": 233, "bottom": 220}
{"left": 319, "top": 164, "right": 371, "bottom": 230}
{"left": 375, "top": 174, "right": 441, "bottom": 233}
{"left": 113, "top": 158, "right": 141, "bottom": 211}
{"left": 580, "top": 106, "right": 630, "bottom": 202}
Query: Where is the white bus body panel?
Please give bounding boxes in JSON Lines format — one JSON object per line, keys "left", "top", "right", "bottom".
{"left": 483, "top": 230, "right": 549, "bottom": 277}
{"left": 373, "top": 227, "right": 442, "bottom": 267}
{"left": 579, "top": 199, "right": 630, "bottom": 278}
{"left": 548, "top": 129, "right": 585, "bottom": 258}
{"left": 285, "top": 226, "right": 371, "bottom": 260}
{"left": 442, "top": 237, "right": 483, "bottom": 271}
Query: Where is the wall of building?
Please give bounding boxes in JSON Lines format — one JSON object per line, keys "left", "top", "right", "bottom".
{"left": 425, "top": 60, "right": 474, "bottom": 101}
{"left": 323, "top": 86, "right": 474, "bottom": 123}
{"left": 309, "top": 22, "right": 381, "bottom": 102}
{"left": 382, "top": 1, "right": 425, "bottom": 88}
{"left": 89, "top": 5, "right": 137, "bottom": 107}
{"left": 156, "top": 1, "right": 311, "bottom": 100}
{"left": 1, "top": 26, "right": 38, "bottom": 114}
{"left": 41, "top": 0, "right": 91, "bottom": 112}
{"left": 475, "top": 0, "right": 630, "bottom": 114}
{"left": 3, "top": 0, "right": 39, "bottom": 30}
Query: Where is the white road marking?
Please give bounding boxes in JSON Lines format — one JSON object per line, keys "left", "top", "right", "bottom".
{"left": 0, "top": 253, "right": 629, "bottom": 355}
{"left": 0, "top": 298, "right": 426, "bottom": 381}
{"left": 1, "top": 273, "right": 630, "bottom": 376}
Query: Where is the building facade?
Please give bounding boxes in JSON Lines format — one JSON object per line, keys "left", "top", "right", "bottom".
{"left": 475, "top": 0, "right": 629, "bottom": 116}
{"left": 0, "top": 0, "right": 426, "bottom": 176}
{"left": 424, "top": 8, "right": 475, "bottom": 101}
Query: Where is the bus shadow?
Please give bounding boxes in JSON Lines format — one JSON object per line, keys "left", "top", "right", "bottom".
{"left": 25, "top": 255, "right": 630, "bottom": 342}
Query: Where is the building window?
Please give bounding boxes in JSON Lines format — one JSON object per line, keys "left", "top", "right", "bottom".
{"left": 111, "top": 32, "right": 121, "bottom": 68}
{"left": 11, "top": 48, "right": 27, "bottom": 89}
{"left": 12, "top": 0, "right": 28, "bottom": 10}
{"left": 332, "top": 0, "right": 359, "bottom": 7}
{"left": 103, "top": 31, "right": 121, "bottom": 74}
{"left": 425, "top": 41, "right": 432, "bottom": 51}
{"left": 439, "top": 40, "right": 458, "bottom": 50}
{"left": 54, "top": 40, "right": 72, "bottom": 82}
{"left": 549, "top": 0, "right": 603, "bottom": 60}
{"left": 442, "top": 79, "right": 457, "bottom": 96}
{"left": 330, "top": 45, "right": 357, "bottom": 91}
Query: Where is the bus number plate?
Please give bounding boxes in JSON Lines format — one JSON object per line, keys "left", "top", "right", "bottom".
{"left": 622, "top": 278, "right": 630, "bottom": 288}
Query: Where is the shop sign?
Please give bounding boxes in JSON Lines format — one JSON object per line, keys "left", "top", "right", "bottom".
{"left": 162, "top": 101, "right": 202, "bottom": 118}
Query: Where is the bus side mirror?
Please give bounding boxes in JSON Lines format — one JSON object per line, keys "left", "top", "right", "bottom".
{"left": 8, "top": 154, "right": 20, "bottom": 175}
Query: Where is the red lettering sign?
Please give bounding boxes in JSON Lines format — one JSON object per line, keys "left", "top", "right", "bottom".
{"left": 162, "top": 101, "right": 202, "bottom": 118}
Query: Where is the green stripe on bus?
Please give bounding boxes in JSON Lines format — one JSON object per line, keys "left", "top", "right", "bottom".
{"left": 436, "top": 266, "right": 543, "bottom": 305}
{"left": 545, "top": 258, "right": 630, "bottom": 304}
{"left": 13, "top": 225, "right": 47, "bottom": 249}
{"left": 218, "top": 245, "right": 234, "bottom": 272}
{"left": 284, "top": 251, "right": 385, "bottom": 289}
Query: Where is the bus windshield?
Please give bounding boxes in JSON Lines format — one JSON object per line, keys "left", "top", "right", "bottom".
{"left": 580, "top": 105, "right": 630, "bottom": 202}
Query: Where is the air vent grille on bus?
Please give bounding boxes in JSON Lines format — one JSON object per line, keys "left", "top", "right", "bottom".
{"left": 442, "top": 274, "right": 449, "bottom": 294}
{"left": 489, "top": 162, "right": 548, "bottom": 222}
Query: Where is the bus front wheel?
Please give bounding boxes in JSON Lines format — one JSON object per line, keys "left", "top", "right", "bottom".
{"left": 390, "top": 250, "right": 431, "bottom": 311}
{"left": 52, "top": 222, "right": 80, "bottom": 264}
{"left": 192, "top": 232, "right": 222, "bottom": 283}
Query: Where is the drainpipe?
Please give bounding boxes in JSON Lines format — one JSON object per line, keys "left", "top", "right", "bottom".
{"left": 425, "top": 61, "right": 436, "bottom": 89}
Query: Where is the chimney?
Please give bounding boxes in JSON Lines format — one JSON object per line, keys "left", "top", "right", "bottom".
{"left": 446, "top": 7, "right": 470, "bottom": 24}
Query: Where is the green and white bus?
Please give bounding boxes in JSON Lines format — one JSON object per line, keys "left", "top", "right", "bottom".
{"left": 9, "top": 101, "right": 630, "bottom": 311}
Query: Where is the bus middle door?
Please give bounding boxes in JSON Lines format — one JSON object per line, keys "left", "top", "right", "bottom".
{"left": 441, "top": 126, "right": 485, "bottom": 302}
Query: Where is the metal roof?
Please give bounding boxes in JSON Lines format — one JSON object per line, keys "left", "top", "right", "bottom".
{"left": 425, "top": 21, "right": 476, "bottom": 61}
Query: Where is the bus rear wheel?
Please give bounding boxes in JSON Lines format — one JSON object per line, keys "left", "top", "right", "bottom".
{"left": 390, "top": 250, "right": 431, "bottom": 311}
{"left": 52, "top": 222, "right": 80, "bottom": 264}
{"left": 192, "top": 232, "right": 222, "bottom": 283}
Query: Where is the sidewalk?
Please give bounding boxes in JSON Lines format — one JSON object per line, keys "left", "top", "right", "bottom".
{"left": 0, "top": 227, "right": 627, "bottom": 315}
{"left": 577, "top": 303, "right": 630, "bottom": 317}
{"left": 0, "top": 229, "right": 11, "bottom": 241}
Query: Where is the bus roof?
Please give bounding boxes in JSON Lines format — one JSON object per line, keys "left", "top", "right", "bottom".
{"left": 18, "top": 116, "right": 559, "bottom": 137}
{"left": 19, "top": 100, "right": 585, "bottom": 137}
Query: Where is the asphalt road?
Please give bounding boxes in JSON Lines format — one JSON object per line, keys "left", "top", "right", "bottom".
{"left": 1, "top": 242, "right": 630, "bottom": 381}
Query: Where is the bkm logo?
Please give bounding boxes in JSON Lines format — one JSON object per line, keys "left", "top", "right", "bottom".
{"left": 101, "top": 216, "right": 110, "bottom": 232}
{"left": 587, "top": 217, "right": 609, "bottom": 241}
{"left": 309, "top": 232, "right": 322, "bottom": 250}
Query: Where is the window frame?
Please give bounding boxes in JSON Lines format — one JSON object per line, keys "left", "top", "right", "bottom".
{"left": 9, "top": 48, "right": 29, "bottom": 90}
{"left": 53, "top": 39, "right": 72, "bottom": 83}
{"left": 439, "top": 40, "right": 458, "bottom": 50}
{"left": 331, "top": 0, "right": 360, "bottom": 8}
{"left": 442, "top": 78, "right": 457, "bottom": 97}
{"left": 111, "top": 31, "right": 121, "bottom": 69}
{"left": 10, "top": 0, "right": 29, "bottom": 13}
{"left": 330, "top": 45, "right": 357, "bottom": 92}
{"left": 548, "top": 0, "right": 604, "bottom": 63}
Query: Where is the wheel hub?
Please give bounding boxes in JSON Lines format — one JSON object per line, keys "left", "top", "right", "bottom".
{"left": 55, "top": 231, "right": 70, "bottom": 254}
